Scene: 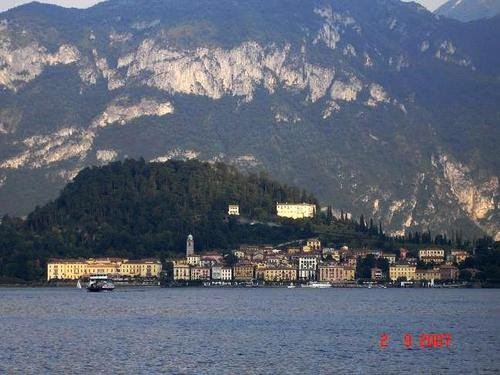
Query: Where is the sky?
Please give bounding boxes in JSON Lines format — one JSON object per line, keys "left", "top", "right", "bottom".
{"left": 0, "top": 0, "right": 450, "bottom": 13}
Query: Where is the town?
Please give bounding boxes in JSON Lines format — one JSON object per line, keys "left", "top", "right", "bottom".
{"left": 45, "top": 203, "right": 472, "bottom": 287}
{"left": 47, "top": 234, "right": 469, "bottom": 288}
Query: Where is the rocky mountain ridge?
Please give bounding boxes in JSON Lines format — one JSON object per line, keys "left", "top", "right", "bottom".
{"left": 0, "top": 0, "right": 498, "bottom": 239}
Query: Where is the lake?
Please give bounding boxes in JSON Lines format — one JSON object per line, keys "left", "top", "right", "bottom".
{"left": 0, "top": 288, "right": 499, "bottom": 374}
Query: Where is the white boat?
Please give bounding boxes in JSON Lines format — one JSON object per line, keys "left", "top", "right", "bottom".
{"left": 287, "top": 283, "right": 296, "bottom": 289}
{"left": 301, "top": 281, "right": 331, "bottom": 288}
{"left": 76, "top": 279, "right": 82, "bottom": 289}
{"left": 86, "top": 274, "right": 115, "bottom": 292}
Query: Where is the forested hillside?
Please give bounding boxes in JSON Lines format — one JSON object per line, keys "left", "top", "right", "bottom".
{"left": 0, "top": 159, "right": 319, "bottom": 280}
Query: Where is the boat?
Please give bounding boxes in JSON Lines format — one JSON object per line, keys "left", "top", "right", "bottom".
{"left": 287, "top": 283, "right": 296, "bottom": 289}
{"left": 85, "top": 274, "right": 115, "bottom": 292}
{"left": 301, "top": 281, "right": 331, "bottom": 288}
{"left": 76, "top": 279, "right": 82, "bottom": 289}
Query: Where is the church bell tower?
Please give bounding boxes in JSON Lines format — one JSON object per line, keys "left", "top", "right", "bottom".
{"left": 186, "top": 234, "right": 194, "bottom": 257}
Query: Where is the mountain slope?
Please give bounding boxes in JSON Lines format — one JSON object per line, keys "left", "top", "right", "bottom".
{"left": 0, "top": 0, "right": 498, "bottom": 239}
{"left": 436, "top": 0, "right": 500, "bottom": 21}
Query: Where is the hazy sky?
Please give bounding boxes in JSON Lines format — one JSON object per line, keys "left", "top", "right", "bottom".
{"left": 0, "top": 0, "right": 450, "bottom": 13}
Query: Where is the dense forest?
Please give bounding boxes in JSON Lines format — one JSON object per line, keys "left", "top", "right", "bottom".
{"left": 0, "top": 159, "right": 498, "bottom": 283}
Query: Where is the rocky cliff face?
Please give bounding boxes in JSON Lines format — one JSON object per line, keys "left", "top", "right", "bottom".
{"left": 0, "top": 0, "right": 498, "bottom": 239}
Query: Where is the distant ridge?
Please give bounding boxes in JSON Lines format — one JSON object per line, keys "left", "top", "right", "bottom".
{"left": 436, "top": 0, "right": 500, "bottom": 21}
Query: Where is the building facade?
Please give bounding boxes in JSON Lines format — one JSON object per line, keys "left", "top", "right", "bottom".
{"left": 298, "top": 256, "right": 318, "bottom": 281}
{"left": 440, "top": 265, "right": 459, "bottom": 280}
{"left": 418, "top": 248, "right": 445, "bottom": 264}
{"left": 233, "top": 263, "right": 255, "bottom": 281}
{"left": 47, "top": 258, "right": 162, "bottom": 281}
{"left": 318, "top": 264, "right": 355, "bottom": 283}
{"left": 263, "top": 267, "right": 297, "bottom": 282}
{"left": 389, "top": 264, "right": 417, "bottom": 281}
{"left": 228, "top": 205, "right": 240, "bottom": 216}
{"left": 276, "top": 203, "right": 316, "bottom": 219}
{"left": 415, "top": 269, "right": 441, "bottom": 281}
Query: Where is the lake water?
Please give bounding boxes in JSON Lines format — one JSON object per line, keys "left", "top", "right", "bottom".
{"left": 0, "top": 287, "right": 499, "bottom": 374}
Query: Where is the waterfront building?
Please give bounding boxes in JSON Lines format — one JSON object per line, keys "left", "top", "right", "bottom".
{"left": 211, "top": 266, "right": 222, "bottom": 281}
{"left": 263, "top": 267, "right": 297, "bottom": 282}
{"left": 276, "top": 203, "right": 316, "bottom": 219}
{"left": 47, "top": 259, "right": 88, "bottom": 281}
{"left": 228, "top": 205, "right": 240, "bottom": 216}
{"left": 415, "top": 268, "right": 441, "bottom": 281}
{"left": 389, "top": 264, "right": 416, "bottom": 281}
{"left": 220, "top": 267, "right": 233, "bottom": 281}
{"left": 418, "top": 248, "right": 445, "bottom": 264}
{"left": 186, "top": 234, "right": 195, "bottom": 257}
{"left": 190, "top": 267, "right": 211, "bottom": 281}
{"left": 47, "top": 258, "right": 162, "bottom": 281}
{"left": 172, "top": 263, "right": 190, "bottom": 281}
{"left": 118, "top": 259, "right": 162, "bottom": 278}
{"left": 318, "top": 264, "right": 355, "bottom": 283}
{"left": 233, "top": 262, "right": 255, "bottom": 281}
{"left": 298, "top": 256, "right": 318, "bottom": 281}
{"left": 439, "top": 265, "right": 459, "bottom": 280}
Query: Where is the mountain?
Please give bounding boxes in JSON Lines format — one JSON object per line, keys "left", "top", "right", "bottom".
{"left": 436, "top": 0, "right": 500, "bottom": 22}
{"left": 0, "top": 0, "right": 499, "bottom": 240}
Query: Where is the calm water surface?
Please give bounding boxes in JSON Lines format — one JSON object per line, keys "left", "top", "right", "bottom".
{"left": 0, "top": 288, "right": 499, "bottom": 374}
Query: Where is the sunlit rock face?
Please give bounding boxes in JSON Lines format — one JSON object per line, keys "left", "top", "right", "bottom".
{"left": 0, "top": 0, "right": 498, "bottom": 238}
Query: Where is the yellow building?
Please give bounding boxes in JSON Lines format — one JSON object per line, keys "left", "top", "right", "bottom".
{"left": 172, "top": 262, "right": 190, "bottom": 281}
{"left": 276, "top": 203, "right": 316, "bottom": 219}
{"left": 389, "top": 264, "right": 417, "bottom": 281}
{"left": 47, "top": 258, "right": 162, "bottom": 281}
{"left": 415, "top": 269, "right": 441, "bottom": 281}
{"left": 263, "top": 267, "right": 297, "bottom": 282}
{"left": 119, "top": 259, "right": 162, "bottom": 278}
{"left": 47, "top": 259, "right": 88, "bottom": 281}
{"left": 305, "top": 238, "right": 321, "bottom": 251}
{"left": 318, "top": 265, "right": 355, "bottom": 282}
{"left": 233, "top": 263, "right": 255, "bottom": 281}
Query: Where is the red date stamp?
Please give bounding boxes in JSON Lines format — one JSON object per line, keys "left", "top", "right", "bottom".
{"left": 379, "top": 333, "right": 452, "bottom": 349}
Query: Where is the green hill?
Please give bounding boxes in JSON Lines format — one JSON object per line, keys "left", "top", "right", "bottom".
{"left": 0, "top": 159, "right": 320, "bottom": 280}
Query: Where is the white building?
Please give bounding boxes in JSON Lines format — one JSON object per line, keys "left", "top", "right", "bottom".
{"left": 298, "top": 256, "right": 318, "bottom": 280}
{"left": 228, "top": 205, "right": 240, "bottom": 216}
{"left": 276, "top": 203, "right": 316, "bottom": 219}
{"left": 220, "top": 267, "right": 233, "bottom": 281}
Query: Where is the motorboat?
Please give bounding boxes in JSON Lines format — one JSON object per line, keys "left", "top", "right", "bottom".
{"left": 301, "top": 281, "right": 331, "bottom": 288}
{"left": 85, "top": 274, "right": 115, "bottom": 292}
